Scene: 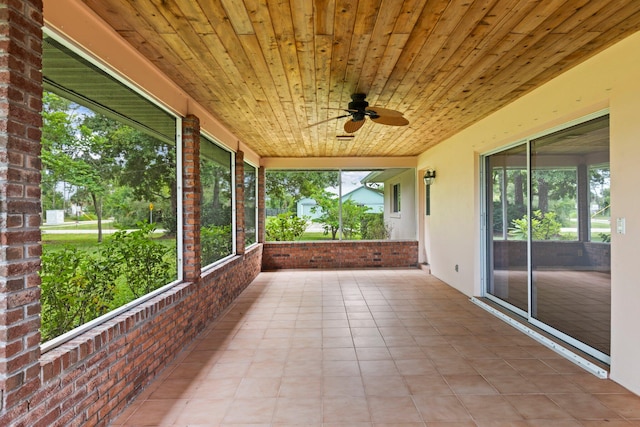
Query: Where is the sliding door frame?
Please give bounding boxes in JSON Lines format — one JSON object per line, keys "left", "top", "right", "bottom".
{"left": 480, "top": 110, "right": 611, "bottom": 364}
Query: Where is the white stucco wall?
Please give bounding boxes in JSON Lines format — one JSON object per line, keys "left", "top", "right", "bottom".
{"left": 385, "top": 169, "right": 417, "bottom": 240}
{"left": 418, "top": 31, "right": 640, "bottom": 395}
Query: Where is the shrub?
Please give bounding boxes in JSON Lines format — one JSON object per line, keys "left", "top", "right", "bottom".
{"left": 40, "top": 246, "right": 117, "bottom": 341}
{"left": 361, "top": 213, "right": 391, "bottom": 240}
{"left": 510, "top": 210, "right": 561, "bottom": 240}
{"left": 266, "top": 212, "right": 308, "bottom": 241}
{"left": 40, "top": 222, "right": 174, "bottom": 341}
{"left": 201, "top": 224, "right": 233, "bottom": 266}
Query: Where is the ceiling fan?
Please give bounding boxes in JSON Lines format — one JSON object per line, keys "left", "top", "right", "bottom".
{"left": 311, "top": 93, "right": 409, "bottom": 133}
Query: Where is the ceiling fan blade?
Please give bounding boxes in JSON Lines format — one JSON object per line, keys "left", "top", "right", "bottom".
{"left": 307, "top": 114, "right": 350, "bottom": 128}
{"left": 344, "top": 119, "right": 365, "bottom": 133}
{"left": 366, "top": 106, "right": 405, "bottom": 117}
{"left": 370, "top": 114, "right": 409, "bottom": 126}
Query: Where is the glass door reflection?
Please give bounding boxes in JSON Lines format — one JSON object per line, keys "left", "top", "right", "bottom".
{"left": 486, "top": 144, "right": 528, "bottom": 314}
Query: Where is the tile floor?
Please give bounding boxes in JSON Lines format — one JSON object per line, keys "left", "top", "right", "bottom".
{"left": 111, "top": 269, "right": 640, "bottom": 426}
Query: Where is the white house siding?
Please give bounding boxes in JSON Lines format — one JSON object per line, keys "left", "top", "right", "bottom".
{"left": 384, "top": 169, "right": 417, "bottom": 240}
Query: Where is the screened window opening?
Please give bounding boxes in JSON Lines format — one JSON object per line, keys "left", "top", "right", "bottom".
{"left": 200, "top": 137, "right": 234, "bottom": 267}
{"left": 40, "top": 35, "right": 179, "bottom": 343}
{"left": 265, "top": 169, "right": 415, "bottom": 241}
{"left": 244, "top": 162, "right": 257, "bottom": 247}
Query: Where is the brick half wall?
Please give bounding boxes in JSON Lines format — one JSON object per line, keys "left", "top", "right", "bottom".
{"left": 1, "top": 246, "right": 262, "bottom": 427}
{"left": 262, "top": 240, "right": 419, "bottom": 270}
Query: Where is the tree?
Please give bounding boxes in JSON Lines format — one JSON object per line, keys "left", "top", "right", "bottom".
{"left": 266, "top": 170, "right": 340, "bottom": 212}
{"left": 41, "top": 92, "right": 80, "bottom": 212}
{"left": 42, "top": 93, "right": 121, "bottom": 242}
{"left": 72, "top": 114, "right": 122, "bottom": 242}
{"left": 311, "top": 191, "right": 370, "bottom": 240}
{"left": 110, "top": 126, "right": 177, "bottom": 234}
{"left": 200, "top": 161, "right": 232, "bottom": 227}
{"left": 42, "top": 91, "right": 178, "bottom": 239}
{"left": 532, "top": 169, "right": 577, "bottom": 215}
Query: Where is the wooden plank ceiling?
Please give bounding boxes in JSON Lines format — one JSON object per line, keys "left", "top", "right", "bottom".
{"left": 80, "top": 0, "right": 640, "bottom": 158}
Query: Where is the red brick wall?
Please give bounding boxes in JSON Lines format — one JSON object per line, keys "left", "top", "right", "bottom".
{"left": 258, "top": 166, "right": 265, "bottom": 243}
{"left": 235, "top": 151, "right": 245, "bottom": 255}
{"left": 182, "top": 115, "right": 201, "bottom": 282}
{"left": 1, "top": 246, "right": 262, "bottom": 426}
{"left": 0, "top": 17, "right": 265, "bottom": 421}
{"left": 262, "top": 241, "right": 419, "bottom": 270}
{"left": 0, "top": 0, "right": 44, "bottom": 420}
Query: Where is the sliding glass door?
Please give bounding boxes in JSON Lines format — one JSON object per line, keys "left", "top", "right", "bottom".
{"left": 484, "top": 115, "right": 611, "bottom": 362}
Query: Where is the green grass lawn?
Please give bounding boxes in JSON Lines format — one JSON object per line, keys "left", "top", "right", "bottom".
{"left": 42, "top": 232, "right": 172, "bottom": 251}
{"left": 298, "top": 231, "right": 333, "bottom": 241}
{"left": 42, "top": 223, "right": 119, "bottom": 231}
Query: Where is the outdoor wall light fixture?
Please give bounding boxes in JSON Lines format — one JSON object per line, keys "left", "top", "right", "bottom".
{"left": 423, "top": 169, "right": 436, "bottom": 215}
{"left": 423, "top": 169, "right": 436, "bottom": 186}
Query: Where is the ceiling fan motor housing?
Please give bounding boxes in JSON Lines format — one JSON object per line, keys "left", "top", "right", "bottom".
{"left": 348, "top": 93, "right": 369, "bottom": 121}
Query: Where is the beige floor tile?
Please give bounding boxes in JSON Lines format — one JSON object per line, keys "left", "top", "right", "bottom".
{"left": 444, "top": 374, "right": 499, "bottom": 395}
{"left": 222, "top": 397, "right": 277, "bottom": 424}
{"left": 147, "top": 378, "right": 200, "bottom": 399}
{"left": 111, "top": 269, "right": 639, "bottom": 427}
{"left": 403, "top": 374, "right": 453, "bottom": 396}
{"left": 279, "top": 376, "right": 322, "bottom": 397}
{"left": 356, "top": 347, "right": 393, "bottom": 361}
{"left": 323, "top": 375, "right": 366, "bottom": 396}
{"left": 123, "top": 399, "right": 188, "bottom": 426}
{"left": 272, "top": 397, "right": 323, "bottom": 424}
{"left": 288, "top": 347, "right": 323, "bottom": 360}
{"left": 284, "top": 357, "right": 323, "bottom": 377}
{"left": 367, "top": 396, "right": 423, "bottom": 423}
{"left": 235, "top": 377, "right": 281, "bottom": 398}
{"left": 431, "top": 356, "right": 478, "bottom": 376}
{"left": 505, "top": 394, "right": 575, "bottom": 420}
{"left": 323, "top": 396, "right": 371, "bottom": 422}
{"left": 323, "top": 347, "right": 357, "bottom": 360}
{"left": 323, "top": 336, "right": 354, "bottom": 348}
{"left": 412, "top": 395, "right": 472, "bottom": 422}
{"left": 173, "top": 398, "right": 232, "bottom": 425}
{"left": 525, "top": 421, "right": 582, "bottom": 427}
{"left": 291, "top": 336, "right": 323, "bottom": 348}
{"left": 395, "top": 359, "right": 439, "bottom": 376}
{"left": 323, "top": 327, "right": 352, "bottom": 337}
{"left": 359, "top": 360, "right": 401, "bottom": 376}
{"left": 484, "top": 373, "right": 542, "bottom": 394}
{"left": 594, "top": 392, "right": 640, "bottom": 418}
{"left": 549, "top": 393, "right": 624, "bottom": 421}
{"left": 457, "top": 394, "right": 523, "bottom": 421}
{"left": 354, "top": 335, "right": 388, "bottom": 347}
{"left": 195, "top": 377, "right": 242, "bottom": 398}
{"left": 252, "top": 347, "right": 290, "bottom": 363}
{"left": 388, "top": 346, "right": 426, "bottom": 360}
{"left": 362, "top": 375, "right": 410, "bottom": 396}
{"left": 323, "top": 359, "right": 361, "bottom": 376}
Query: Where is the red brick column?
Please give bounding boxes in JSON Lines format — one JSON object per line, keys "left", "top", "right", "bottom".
{"left": 258, "top": 166, "right": 266, "bottom": 243}
{"left": 235, "top": 150, "right": 245, "bottom": 255}
{"left": 0, "top": 0, "right": 44, "bottom": 414}
{"left": 182, "top": 115, "right": 201, "bottom": 282}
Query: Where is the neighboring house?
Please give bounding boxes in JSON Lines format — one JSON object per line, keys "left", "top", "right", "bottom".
{"left": 297, "top": 197, "right": 319, "bottom": 219}
{"left": 296, "top": 186, "right": 384, "bottom": 220}
{"left": 342, "top": 186, "right": 384, "bottom": 213}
